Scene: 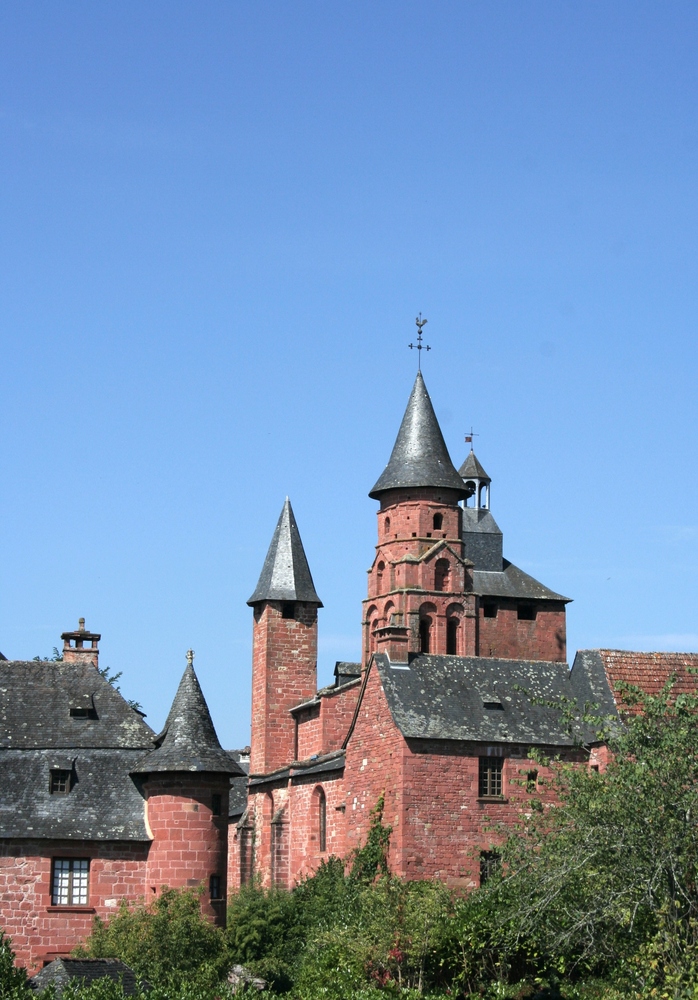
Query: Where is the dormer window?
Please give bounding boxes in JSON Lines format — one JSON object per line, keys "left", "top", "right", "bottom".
{"left": 50, "top": 769, "right": 72, "bottom": 794}
{"left": 70, "top": 707, "right": 98, "bottom": 720}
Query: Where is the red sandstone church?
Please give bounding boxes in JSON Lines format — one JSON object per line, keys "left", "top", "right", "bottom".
{"left": 2, "top": 370, "right": 696, "bottom": 971}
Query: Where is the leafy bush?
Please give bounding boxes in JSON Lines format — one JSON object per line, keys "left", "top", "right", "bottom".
{"left": 80, "top": 888, "right": 228, "bottom": 989}
{"left": 0, "top": 932, "right": 30, "bottom": 999}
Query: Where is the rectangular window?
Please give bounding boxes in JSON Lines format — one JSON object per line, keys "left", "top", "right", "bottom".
{"left": 70, "top": 707, "right": 98, "bottom": 720}
{"left": 50, "top": 770, "right": 72, "bottom": 794}
{"left": 479, "top": 757, "right": 503, "bottom": 798}
{"left": 52, "top": 859, "right": 89, "bottom": 905}
{"left": 209, "top": 875, "right": 223, "bottom": 900}
{"left": 211, "top": 794, "right": 222, "bottom": 817}
{"left": 517, "top": 604, "right": 536, "bottom": 621}
{"left": 479, "top": 850, "right": 501, "bottom": 885}
{"left": 482, "top": 602, "right": 498, "bottom": 619}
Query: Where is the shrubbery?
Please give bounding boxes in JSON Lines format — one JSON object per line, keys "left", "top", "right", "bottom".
{"left": 4, "top": 681, "right": 698, "bottom": 999}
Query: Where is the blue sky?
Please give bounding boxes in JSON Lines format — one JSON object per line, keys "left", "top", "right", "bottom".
{"left": 1, "top": 2, "right": 696, "bottom": 748}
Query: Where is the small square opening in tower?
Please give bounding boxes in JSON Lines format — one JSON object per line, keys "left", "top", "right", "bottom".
{"left": 517, "top": 604, "right": 536, "bottom": 621}
{"left": 483, "top": 603, "right": 497, "bottom": 619}
{"left": 281, "top": 603, "right": 296, "bottom": 620}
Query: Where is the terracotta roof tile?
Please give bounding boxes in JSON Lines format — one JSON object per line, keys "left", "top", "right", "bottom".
{"left": 597, "top": 649, "right": 698, "bottom": 713}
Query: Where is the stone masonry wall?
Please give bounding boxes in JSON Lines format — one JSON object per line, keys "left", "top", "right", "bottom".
{"left": 0, "top": 839, "right": 148, "bottom": 973}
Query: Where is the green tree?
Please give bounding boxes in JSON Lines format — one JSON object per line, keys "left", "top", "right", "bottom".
{"left": 0, "top": 932, "right": 30, "bottom": 999}
{"left": 81, "top": 888, "right": 228, "bottom": 989}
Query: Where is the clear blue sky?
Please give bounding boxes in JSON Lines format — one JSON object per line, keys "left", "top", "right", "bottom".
{"left": 1, "top": 2, "right": 696, "bottom": 748}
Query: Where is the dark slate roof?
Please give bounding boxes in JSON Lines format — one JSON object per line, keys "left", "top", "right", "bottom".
{"left": 247, "top": 498, "right": 323, "bottom": 606}
{"left": 227, "top": 749, "right": 250, "bottom": 819}
{"left": 334, "top": 661, "right": 362, "bottom": 686}
{"left": 473, "top": 559, "right": 571, "bottom": 603}
{"left": 30, "top": 958, "right": 145, "bottom": 997}
{"left": 458, "top": 449, "right": 491, "bottom": 481}
{"left": 462, "top": 508, "right": 502, "bottom": 536}
{"left": 0, "top": 660, "right": 155, "bottom": 749}
{"left": 373, "top": 652, "right": 595, "bottom": 745}
{"left": 248, "top": 750, "right": 345, "bottom": 787}
{"left": 0, "top": 748, "right": 149, "bottom": 840}
{"left": 369, "top": 372, "right": 468, "bottom": 499}
{"left": 133, "top": 663, "right": 242, "bottom": 775}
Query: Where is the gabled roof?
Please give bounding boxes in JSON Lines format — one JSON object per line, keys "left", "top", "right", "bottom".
{"left": 458, "top": 449, "right": 491, "bottom": 481}
{"left": 373, "top": 652, "right": 595, "bottom": 745}
{"left": 133, "top": 664, "right": 242, "bottom": 775}
{"left": 0, "top": 660, "right": 155, "bottom": 749}
{"left": 247, "top": 498, "right": 322, "bottom": 606}
{"left": 369, "top": 372, "right": 468, "bottom": 499}
{"left": 30, "top": 959, "right": 145, "bottom": 997}
{"left": 571, "top": 649, "right": 698, "bottom": 716}
{"left": 473, "top": 559, "right": 571, "bottom": 602}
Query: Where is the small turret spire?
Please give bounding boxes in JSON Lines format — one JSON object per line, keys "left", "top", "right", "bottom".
{"left": 247, "top": 498, "right": 322, "bottom": 606}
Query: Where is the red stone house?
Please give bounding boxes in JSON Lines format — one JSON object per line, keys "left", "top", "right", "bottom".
{"left": 2, "top": 369, "right": 696, "bottom": 970}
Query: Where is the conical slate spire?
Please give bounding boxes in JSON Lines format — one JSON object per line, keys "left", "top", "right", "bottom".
{"left": 133, "top": 662, "right": 242, "bottom": 774}
{"left": 369, "top": 372, "right": 469, "bottom": 499}
{"left": 247, "top": 498, "right": 323, "bottom": 606}
{"left": 458, "top": 449, "right": 491, "bottom": 482}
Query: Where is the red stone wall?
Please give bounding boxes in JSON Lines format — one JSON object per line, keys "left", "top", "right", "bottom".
{"left": 0, "top": 839, "right": 148, "bottom": 973}
{"left": 295, "top": 681, "right": 361, "bottom": 761}
{"left": 287, "top": 774, "right": 346, "bottom": 882}
{"left": 250, "top": 602, "right": 318, "bottom": 775}
{"left": 144, "top": 775, "right": 229, "bottom": 924}
{"left": 477, "top": 601, "right": 567, "bottom": 662}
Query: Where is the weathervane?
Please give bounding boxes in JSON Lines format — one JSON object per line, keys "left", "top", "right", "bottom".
{"left": 409, "top": 314, "right": 430, "bottom": 370}
{"left": 186, "top": 649, "right": 195, "bottom": 667}
{"left": 465, "top": 427, "right": 479, "bottom": 448}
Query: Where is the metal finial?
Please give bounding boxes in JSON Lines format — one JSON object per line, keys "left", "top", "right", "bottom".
{"left": 78, "top": 617, "right": 85, "bottom": 631}
{"left": 408, "top": 313, "right": 431, "bottom": 370}
{"left": 464, "top": 427, "right": 479, "bottom": 449}
{"left": 186, "top": 649, "right": 195, "bottom": 667}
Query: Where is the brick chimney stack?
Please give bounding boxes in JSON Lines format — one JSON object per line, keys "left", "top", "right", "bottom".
{"left": 61, "top": 618, "right": 101, "bottom": 667}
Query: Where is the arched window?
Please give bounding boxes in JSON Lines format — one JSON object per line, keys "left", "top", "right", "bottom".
{"left": 316, "top": 787, "right": 327, "bottom": 852}
{"left": 419, "top": 616, "right": 432, "bottom": 653}
{"left": 446, "top": 618, "right": 459, "bottom": 655}
{"left": 435, "top": 559, "right": 450, "bottom": 592}
{"left": 377, "top": 561, "right": 385, "bottom": 587}
{"left": 464, "top": 481, "right": 476, "bottom": 506}
{"left": 433, "top": 513, "right": 443, "bottom": 531}
{"left": 384, "top": 516, "right": 391, "bottom": 535}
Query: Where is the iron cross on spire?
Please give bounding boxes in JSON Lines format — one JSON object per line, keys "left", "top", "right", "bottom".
{"left": 465, "top": 427, "right": 479, "bottom": 448}
{"left": 409, "top": 313, "right": 430, "bottom": 370}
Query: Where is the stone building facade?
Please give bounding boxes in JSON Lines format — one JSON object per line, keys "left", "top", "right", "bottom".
{"left": 2, "top": 369, "right": 696, "bottom": 970}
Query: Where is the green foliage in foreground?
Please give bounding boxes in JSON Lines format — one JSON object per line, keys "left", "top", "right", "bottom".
{"left": 5, "top": 680, "right": 698, "bottom": 999}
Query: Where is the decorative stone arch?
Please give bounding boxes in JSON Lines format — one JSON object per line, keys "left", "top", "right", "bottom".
{"left": 418, "top": 602, "right": 437, "bottom": 654}
{"left": 365, "top": 605, "right": 379, "bottom": 656}
{"left": 383, "top": 600, "right": 395, "bottom": 624}
{"left": 434, "top": 558, "right": 450, "bottom": 592}
{"left": 271, "top": 802, "right": 288, "bottom": 888}
{"left": 312, "top": 785, "right": 327, "bottom": 853}
{"left": 446, "top": 602, "right": 464, "bottom": 655}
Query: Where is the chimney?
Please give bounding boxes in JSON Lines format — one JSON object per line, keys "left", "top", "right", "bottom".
{"left": 61, "top": 618, "right": 101, "bottom": 667}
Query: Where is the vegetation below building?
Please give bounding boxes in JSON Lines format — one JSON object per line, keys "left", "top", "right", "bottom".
{"left": 3, "top": 679, "right": 698, "bottom": 1000}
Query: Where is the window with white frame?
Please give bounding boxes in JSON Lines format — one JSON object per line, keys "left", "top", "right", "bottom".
{"left": 51, "top": 858, "right": 89, "bottom": 905}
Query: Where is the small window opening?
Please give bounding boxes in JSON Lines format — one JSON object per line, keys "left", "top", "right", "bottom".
{"left": 50, "top": 770, "right": 72, "bottom": 794}
{"left": 590, "top": 764, "right": 599, "bottom": 773}
{"left": 419, "top": 617, "right": 431, "bottom": 654}
{"left": 282, "top": 603, "right": 296, "bottom": 620}
{"left": 517, "top": 604, "right": 536, "bottom": 621}
{"left": 52, "top": 858, "right": 88, "bottom": 905}
{"left": 70, "top": 707, "right": 98, "bottom": 720}
{"left": 483, "top": 603, "right": 498, "bottom": 619}
{"left": 211, "top": 794, "right": 222, "bottom": 816}
{"left": 411, "top": 532, "right": 416, "bottom": 537}
{"left": 433, "top": 513, "right": 443, "bottom": 531}
{"left": 446, "top": 618, "right": 459, "bottom": 655}
{"left": 384, "top": 517, "right": 390, "bottom": 535}
{"left": 376, "top": 561, "right": 385, "bottom": 584}
{"left": 483, "top": 701, "right": 504, "bottom": 711}
{"left": 318, "top": 788, "right": 327, "bottom": 852}
{"left": 209, "top": 874, "right": 223, "bottom": 900}
{"left": 434, "top": 559, "right": 450, "bottom": 592}
{"left": 479, "top": 757, "right": 503, "bottom": 797}
{"left": 525, "top": 769, "right": 538, "bottom": 792}
{"left": 479, "top": 850, "right": 501, "bottom": 885}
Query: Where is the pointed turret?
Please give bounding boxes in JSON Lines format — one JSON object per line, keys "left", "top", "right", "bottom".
{"left": 247, "top": 498, "right": 322, "bottom": 606}
{"left": 458, "top": 450, "right": 491, "bottom": 483}
{"left": 459, "top": 447, "right": 491, "bottom": 510}
{"left": 369, "top": 372, "right": 468, "bottom": 499}
{"left": 134, "top": 661, "right": 241, "bottom": 774}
